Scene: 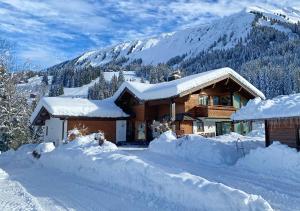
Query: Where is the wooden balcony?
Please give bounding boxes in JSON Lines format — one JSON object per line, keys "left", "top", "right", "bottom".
{"left": 190, "top": 105, "right": 236, "bottom": 118}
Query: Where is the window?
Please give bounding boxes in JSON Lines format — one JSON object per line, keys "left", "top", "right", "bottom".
{"left": 45, "top": 126, "right": 48, "bottom": 136}
{"left": 233, "top": 94, "right": 241, "bottom": 109}
{"left": 241, "top": 97, "right": 248, "bottom": 107}
{"left": 199, "top": 95, "right": 209, "bottom": 106}
{"left": 136, "top": 122, "right": 146, "bottom": 140}
{"left": 220, "top": 95, "right": 232, "bottom": 106}
{"left": 193, "top": 120, "right": 204, "bottom": 133}
{"left": 213, "top": 96, "right": 220, "bottom": 105}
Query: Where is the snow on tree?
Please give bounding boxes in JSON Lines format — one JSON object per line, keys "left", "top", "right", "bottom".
{"left": 0, "top": 65, "right": 32, "bottom": 150}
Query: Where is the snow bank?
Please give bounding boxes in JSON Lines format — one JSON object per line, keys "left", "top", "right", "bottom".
{"left": 149, "top": 131, "right": 264, "bottom": 165}
{"left": 39, "top": 134, "right": 272, "bottom": 210}
{"left": 0, "top": 144, "right": 37, "bottom": 166}
{"left": 236, "top": 142, "right": 300, "bottom": 179}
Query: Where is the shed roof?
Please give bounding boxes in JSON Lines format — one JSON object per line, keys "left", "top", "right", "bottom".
{"left": 113, "top": 67, "right": 265, "bottom": 101}
{"left": 231, "top": 93, "right": 300, "bottom": 121}
{"left": 30, "top": 97, "right": 129, "bottom": 124}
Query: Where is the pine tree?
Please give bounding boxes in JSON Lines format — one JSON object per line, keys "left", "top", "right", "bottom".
{"left": 111, "top": 74, "right": 118, "bottom": 94}
{"left": 117, "top": 69, "right": 125, "bottom": 87}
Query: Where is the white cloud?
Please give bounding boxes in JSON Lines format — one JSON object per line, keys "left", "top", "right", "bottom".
{"left": 0, "top": 0, "right": 299, "bottom": 68}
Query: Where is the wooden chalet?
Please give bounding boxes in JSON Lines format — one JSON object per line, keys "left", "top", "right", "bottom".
{"left": 31, "top": 67, "right": 265, "bottom": 145}
{"left": 113, "top": 67, "right": 265, "bottom": 143}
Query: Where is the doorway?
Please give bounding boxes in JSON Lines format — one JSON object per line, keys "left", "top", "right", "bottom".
{"left": 216, "top": 122, "right": 231, "bottom": 136}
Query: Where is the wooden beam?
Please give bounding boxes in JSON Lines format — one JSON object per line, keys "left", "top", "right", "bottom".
{"left": 265, "top": 120, "right": 270, "bottom": 147}
{"left": 170, "top": 99, "right": 176, "bottom": 122}
{"left": 225, "top": 78, "right": 229, "bottom": 85}
{"left": 212, "top": 83, "right": 216, "bottom": 88}
{"left": 238, "top": 86, "right": 243, "bottom": 92}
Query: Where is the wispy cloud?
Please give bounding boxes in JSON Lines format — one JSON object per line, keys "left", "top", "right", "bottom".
{"left": 0, "top": 0, "right": 299, "bottom": 69}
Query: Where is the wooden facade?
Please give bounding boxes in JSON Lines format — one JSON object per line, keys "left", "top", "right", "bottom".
{"left": 115, "top": 78, "right": 256, "bottom": 142}
{"left": 67, "top": 118, "right": 117, "bottom": 143}
{"left": 265, "top": 117, "right": 300, "bottom": 149}
{"left": 32, "top": 74, "right": 262, "bottom": 145}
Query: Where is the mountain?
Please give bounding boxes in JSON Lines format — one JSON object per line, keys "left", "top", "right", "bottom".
{"left": 48, "top": 6, "right": 300, "bottom": 70}
{"left": 46, "top": 6, "right": 300, "bottom": 99}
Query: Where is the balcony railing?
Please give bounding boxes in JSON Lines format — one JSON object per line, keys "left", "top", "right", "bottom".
{"left": 190, "top": 105, "right": 236, "bottom": 118}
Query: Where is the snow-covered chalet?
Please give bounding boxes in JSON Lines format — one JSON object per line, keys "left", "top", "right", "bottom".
{"left": 232, "top": 93, "right": 300, "bottom": 149}
{"left": 31, "top": 67, "right": 265, "bottom": 146}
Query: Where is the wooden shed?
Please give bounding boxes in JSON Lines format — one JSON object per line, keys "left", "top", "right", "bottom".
{"left": 232, "top": 93, "right": 300, "bottom": 149}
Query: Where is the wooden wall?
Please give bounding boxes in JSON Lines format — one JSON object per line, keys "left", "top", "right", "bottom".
{"left": 67, "top": 119, "right": 116, "bottom": 143}
{"left": 132, "top": 104, "right": 145, "bottom": 121}
{"left": 267, "top": 118, "right": 300, "bottom": 148}
{"left": 179, "top": 121, "right": 193, "bottom": 134}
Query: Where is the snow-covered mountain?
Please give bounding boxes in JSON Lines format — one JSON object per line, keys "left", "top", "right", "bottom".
{"left": 48, "top": 6, "right": 300, "bottom": 70}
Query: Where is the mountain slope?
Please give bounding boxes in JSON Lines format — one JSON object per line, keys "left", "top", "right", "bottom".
{"left": 48, "top": 6, "right": 300, "bottom": 71}
{"left": 45, "top": 6, "right": 300, "bottom": 99}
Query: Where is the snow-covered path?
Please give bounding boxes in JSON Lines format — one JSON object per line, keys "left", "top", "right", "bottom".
{"left": 0, "top": 162, "right": 184, "bottom": 211}
{"left": 127, "top": 149, "right": 300, "bottom": 211}
{"left": 0, "top": 144, "right": 297, "bottom": 210}
{"left": 0, "top": 168, "right": 43, "bottom": 211}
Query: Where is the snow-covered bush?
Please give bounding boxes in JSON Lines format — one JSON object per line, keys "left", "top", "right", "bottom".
{"left": 149, "top": 131, "right": 264, "bottom": 165}
{"left": 236, "top": 142, "right": 300, "bottom": 179}
{"left": 94, "top": 131, "right": 106, "bottom": 146}
{"left": 151, "top": 120, "right": 172, "bottom": 138}
{"left": 67, "top": 127, "right": 86, "bottom": 141}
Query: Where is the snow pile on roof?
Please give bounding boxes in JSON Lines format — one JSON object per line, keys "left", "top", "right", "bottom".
{"left": 113, "top": 67, "right": 265, "bottom": 101}
{"left": 236, "top": 142, "right": 300, "bottom": 180}
{"left": 232, "top": 93, "right": 300, "bottom": 121}
{"left": 38, "top": 134, "right": 271, "bottom": 210}
{"left": 31, "top": 97, "right": 128, "bottom": 123}
{"left": 149, "top": 131, "right": 264, "bottom": 165}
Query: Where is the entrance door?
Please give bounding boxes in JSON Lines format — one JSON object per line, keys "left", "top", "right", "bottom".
{"left": 216, "top": 122, "right": 231, "bottom": 136}
{"left": 116, "top": 120, "right": 127, "bottom": 143}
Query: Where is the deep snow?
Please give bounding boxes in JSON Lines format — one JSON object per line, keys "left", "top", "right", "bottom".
{"left": 1, "top": 132, "right": 300, "bottom": 210}
{"left": 149, "top": 131, "right": 264, "bottom": 165}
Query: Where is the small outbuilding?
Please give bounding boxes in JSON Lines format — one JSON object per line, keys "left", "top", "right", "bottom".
{"left": 231, "top": 93, "right": 300, "bottom": 149}
{"left": 30, "top": 97, "right": 129, "bottom": 146}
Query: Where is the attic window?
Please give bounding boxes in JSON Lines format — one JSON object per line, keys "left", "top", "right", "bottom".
{"left": 199, "top": 95, "right": 209, "bottom": 106}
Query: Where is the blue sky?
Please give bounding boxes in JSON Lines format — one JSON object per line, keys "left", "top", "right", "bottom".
{"left": 0, "top": 0, "right": 299, "bottom": 69}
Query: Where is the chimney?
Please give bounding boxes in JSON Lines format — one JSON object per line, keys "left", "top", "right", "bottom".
{"left": 167, "top": 70, "right": 181, "bottom": 81}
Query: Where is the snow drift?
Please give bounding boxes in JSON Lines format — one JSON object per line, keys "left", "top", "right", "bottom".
{"left": 38, "top": 134, "right": 271, "bottom": 210}
{"left": 149, "top": 131, "right": 264, "bottom": 165}
{"left": 236, "top": 142, "right": 300, "bottom": 179}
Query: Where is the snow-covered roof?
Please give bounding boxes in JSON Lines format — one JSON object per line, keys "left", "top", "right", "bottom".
{"left": 231, "top": 93, "right": 300, "bottom": 121}
{"left": 113, "top": 67, "right": 265, "bottom": 101}
{"left": 30, "top": 97, "right": 129, "bottom": 123}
